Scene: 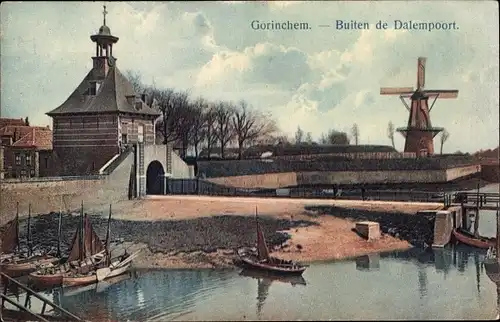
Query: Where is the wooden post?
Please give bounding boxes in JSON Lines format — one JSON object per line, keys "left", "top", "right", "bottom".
{"left": 474, "top": 183, "right": 480, "bottom": 237}
{"left": 27, "top": 204, "right": 32, "bottom": 257}
{"left": 496, "top": 207, "right": 500, "bottom": 262}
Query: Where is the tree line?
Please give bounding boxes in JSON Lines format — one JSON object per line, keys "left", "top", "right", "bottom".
{"left": 126, "top": 71, "right": 278, "bottom": 159}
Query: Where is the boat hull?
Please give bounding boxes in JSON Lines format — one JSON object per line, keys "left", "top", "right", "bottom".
{"left": 452, "top": 229, "right": 496, "bottom": 249}
{"left": 1, "top": 255, "right": 59, "bottom": 277}
{"left": 29, "top": 271, "right": 64, "bottom": 287}
{"left": 63, "top": 274, "right": 97, "bottom": 287}
{"left": 237, "top": 248, "right": 307, "bottom": 275}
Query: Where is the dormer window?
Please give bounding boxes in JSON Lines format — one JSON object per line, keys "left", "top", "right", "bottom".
{"left": 126, "top": 95, "right": 135, "bottom": 105}
{"left": 135, "top": 101, "right": 142, "bottom": 110}
{"left": 89, "top": 82, "right": 100, "bottom": 95}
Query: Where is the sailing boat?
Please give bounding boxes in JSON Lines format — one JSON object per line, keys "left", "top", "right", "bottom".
{"left": 237, "top": 207, "right": 307, "bottom": 275}
{"left": 1, "top": 203, "right": 58, "bottom": 277}
{"left": 62, "top": 204, "right": 140, "bottom": 287}
{"left": 29, "top": 206, "right": 105, "bottom": 287}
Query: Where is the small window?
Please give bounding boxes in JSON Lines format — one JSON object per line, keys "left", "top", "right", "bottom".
{"left": 89, "top": 82, "right": 99, "bottom": 95}
{"left": 26, "top": 154, "right": 32, "bottom": 166}
{"left": 121, "top": 134, "right": 128, "bottom": 144}
{"left": 15, "top": 153, "right": 21, "bottom": 165}
{"left": 20, "top": 170, "right": 26, "bottom": 177}
{"left": 30, "top": 169, "right": 35, "bottom": 177}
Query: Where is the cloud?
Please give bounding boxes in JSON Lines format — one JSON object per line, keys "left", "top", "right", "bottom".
{"left": 1, "top": 1, "right": 498, "bottom": 154}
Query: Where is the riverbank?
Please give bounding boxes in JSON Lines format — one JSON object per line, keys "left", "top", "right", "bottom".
{"left": 1, "top": 196, "right": 443, "bottom": 269}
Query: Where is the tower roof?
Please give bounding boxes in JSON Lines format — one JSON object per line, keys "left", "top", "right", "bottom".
{"left": 90, "top": 5, "right": 118, "bottom": 44}
{"left": 46, "top": 67, "right": 160, "bottom": 117}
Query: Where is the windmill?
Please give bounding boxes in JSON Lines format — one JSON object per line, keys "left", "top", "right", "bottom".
{"left": 380, "top": 57, "right": 459, "bottom": 156}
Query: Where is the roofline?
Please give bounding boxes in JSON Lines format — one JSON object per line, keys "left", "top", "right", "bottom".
{"left": 46, "top": 110, "right": 161, "bottom": 118}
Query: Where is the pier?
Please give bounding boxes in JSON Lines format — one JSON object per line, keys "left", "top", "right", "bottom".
{"left": 432, "top": 191, "right": 499, "bottom": 248}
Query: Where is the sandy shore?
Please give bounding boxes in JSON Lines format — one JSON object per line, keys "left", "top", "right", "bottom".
{"left": 1, "top": 196, "right": 443, "bottom": 270}
{"left": 110, "top": 196, "right": 442, "bottom": 268}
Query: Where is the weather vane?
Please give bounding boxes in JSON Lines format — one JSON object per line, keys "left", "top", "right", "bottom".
{"left": 103, "top": 4, "right": 108, "bottom": 26}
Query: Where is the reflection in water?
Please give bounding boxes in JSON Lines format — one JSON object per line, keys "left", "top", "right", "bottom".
{"left": 355, "top": 253, "right": 380, "bottom": 271}
{"left": 239, "top": 269, "right": 307, "bottom": 318}
{"left": 13, "top": 243, "right": 496, "bottom": 321}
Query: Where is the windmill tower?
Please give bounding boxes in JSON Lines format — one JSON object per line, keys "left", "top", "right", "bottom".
{"left": 380, "top": 57, "right": 459, "bottom": 156}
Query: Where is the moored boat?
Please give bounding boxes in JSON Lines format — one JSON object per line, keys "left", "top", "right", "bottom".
{"left": 62, "top": 204, "right": 138, "bottom": 286}
{"left": 452, "top": 228, "right": 495, "bottom": 249}
{"left": 1, "top": 203, "right": 58, "bottom": 277}
{"left": 237, "top": 207, "right": 308, "bottom": 276}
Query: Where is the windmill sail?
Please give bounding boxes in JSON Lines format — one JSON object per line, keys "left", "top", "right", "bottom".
{"left": 417, "top": 57, "right": 426, "bottom": 89}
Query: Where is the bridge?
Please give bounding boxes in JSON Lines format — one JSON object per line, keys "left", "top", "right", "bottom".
{"left": 447, "top": 191, "right": 500, "bottom": 211}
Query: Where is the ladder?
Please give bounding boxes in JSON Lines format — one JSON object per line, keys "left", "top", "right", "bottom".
{"left": 1, "top": 272, "right": 82, "bottom": 322}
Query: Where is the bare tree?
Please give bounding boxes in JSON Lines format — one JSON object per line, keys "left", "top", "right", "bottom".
{"left": 440, "top": 129, "right": 450, "bottom": 154}
{"left": 213, "top": 101, "right": 235, "bottom": 159}
{"left": 201, "top": 104, "right": 218, "bottom": 159}
{"left": 124, "top": 70, "right": 145, "bottom": 94}
{"left": 294, "top": 126, "right": 304, "bottom": 144}
{"left": 190, "top": 97, "right": 209, "bottom": 158}
{"left": 351, "top": 123, "right": 359, "bottom": 145}
{"left": 387, "top": 121, "right": 395, "bottom": 149}
{"left": 154, "top": 88, "right": 178, "bottom": 144}
{"left": 232, "top": 100, "right": 277, "bottom": 159}
{"left": 319, "top": 129, "right": 350, "bottom": 145}
{"left": 171, "top": 91, "right": 192, "bottom": 157}
{"left": 305, "top": 132, "right": 313, "bottom": 144}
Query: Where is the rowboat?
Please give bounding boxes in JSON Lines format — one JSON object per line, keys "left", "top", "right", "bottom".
{"left": 237, "top": 207, "right": 307, "bottom": 276}
{"left": 452, "top": 229, "right": 496, "bottom": 249}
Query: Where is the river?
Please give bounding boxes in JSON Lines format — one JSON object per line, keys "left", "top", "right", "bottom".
{"left": 4, "top": 184, "right": 498, "bottom": 321}
{"left": 5, "top": 245, "right": 496, "bottom": 321}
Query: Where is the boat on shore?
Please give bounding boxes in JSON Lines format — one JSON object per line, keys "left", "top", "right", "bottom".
{"left": 1, "top": 203, "right": 58, "bottom": 277}
{"left": 452, "top": 228, "right": 495, "bottom": 249}
{"left": 62, "top": 205, "right": 139, "bottom": 287}
{"left": 237, "top": 207, "right": 307, "bottom": 276}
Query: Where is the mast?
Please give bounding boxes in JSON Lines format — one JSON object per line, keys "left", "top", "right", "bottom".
{"left": 105, "top": 204, "right": 112, "bottom": 265}
{"left": 79, "top": 201, "right": 84, "bottom": 261}
{"left": 57, "top": 207, "right": 63, "bottom": 258}
{"left": 496, "top": 207, "right": 500, "bottom": 261}
{"left": 15, "top": 202, "right": 20, "bottom": 253}
{"left": 27, "top": 203, "right": 32, "bottom": 257}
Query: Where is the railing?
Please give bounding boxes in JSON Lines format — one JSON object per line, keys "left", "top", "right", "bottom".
{"left": 1, "top": 272, "right": 82, "bottom": 321}
{"left": 452, "top": 192, "right": 500, "bottom": 208}
{"left": 163, "top": 179, "right": 445, "bottom": 202}
{"left": 2, "top": 175, "right": 106, "bottom": 184}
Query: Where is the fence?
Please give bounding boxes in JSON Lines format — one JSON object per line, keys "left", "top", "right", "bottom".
{"left": 164, "top": 178, "right": 445, "bottom": 203}
{"left": 1, "top": 175, "right": 106, "bottom": 184}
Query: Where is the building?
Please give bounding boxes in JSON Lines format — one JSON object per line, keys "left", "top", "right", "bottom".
{"left": 0, "top": 119, "right": 53, "bottom": 179}
{"left": 45, "top": 6, "right": 161, "bottom": 176}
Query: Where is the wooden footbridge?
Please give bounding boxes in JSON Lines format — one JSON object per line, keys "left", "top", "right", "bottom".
{"left": 444, "top": 191, "right": 500, "bottom": 211}
{"left": 0, "top": 272, "right": 82, "bottom": 322}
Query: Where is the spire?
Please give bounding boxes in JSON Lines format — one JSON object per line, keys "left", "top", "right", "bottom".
{"left": 103, "top": 5, "right": 108, "bottom": 26}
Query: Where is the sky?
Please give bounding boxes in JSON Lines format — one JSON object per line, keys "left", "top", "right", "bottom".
{"left": 1, "top": 1, "right": 498, "bottom": 153}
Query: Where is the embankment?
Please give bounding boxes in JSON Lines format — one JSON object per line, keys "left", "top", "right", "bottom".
{"left": 1, "top": 196, "right": 443, "bottom": 269}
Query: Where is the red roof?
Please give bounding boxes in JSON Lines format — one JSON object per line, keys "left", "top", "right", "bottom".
{"left": 0, "top": 118, "right": 26, "bottom": 128}
{"left": 11, "top": 127, "right": 52, "bottom": 150}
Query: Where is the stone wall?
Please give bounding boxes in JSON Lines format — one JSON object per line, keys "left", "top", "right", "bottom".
{"left": 481, "top": 163, "right": 500, "bottom": 183}
{"left": 0, "top": 152, "right": 134, "bottom": 226}
{"left": 207, "top": 172, "right": 297, "bottom": 189}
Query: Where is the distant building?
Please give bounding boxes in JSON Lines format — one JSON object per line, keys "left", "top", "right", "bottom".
{"left": 45, "top": 8, "right": 160, "bottom": 176}
{"left": 0, "top": 119, "right": 52, "bottom": 179}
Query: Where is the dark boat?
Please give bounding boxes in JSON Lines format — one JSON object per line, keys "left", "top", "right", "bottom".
{"left": 1, "top": 203, "right": 58, "bottom": 277}
{"left": 452, "top": 228, "right": 496, "bottom": 249}
{"left": 237, "top": 207, "right": 307, "bottom": 275}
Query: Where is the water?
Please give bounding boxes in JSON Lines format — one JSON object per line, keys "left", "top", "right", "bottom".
{"left": 7, "top": 245, "right": 496, "bottom": 321}
{"left": 471, "top": 183, "right": 498, "bottom": 238}
{"left": 5, "top": 184, "right": 498, "bottom": 321}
